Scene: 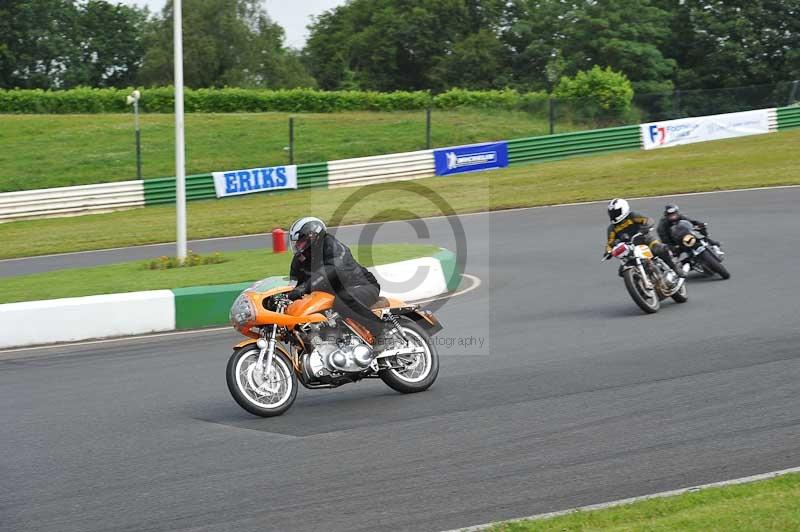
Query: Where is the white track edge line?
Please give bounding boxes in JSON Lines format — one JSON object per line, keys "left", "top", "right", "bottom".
{"left": 0, "top": 274, "right": 480, "bottom": 355}
{"left": 443, "top": 465, "right": 800, "bottom": 532}
{"left": 3, "top": 183, "right": 798, "bottom": 263}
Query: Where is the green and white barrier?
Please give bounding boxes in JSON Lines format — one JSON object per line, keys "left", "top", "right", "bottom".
{"left": 4, "top": 105, "right": 798, "bottom": 222}
{"left": 0, "top": 249, "right": 459, "bottom": 349}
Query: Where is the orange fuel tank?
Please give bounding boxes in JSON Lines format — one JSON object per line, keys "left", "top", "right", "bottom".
{"left": 286, "top": 291, "right": 335, "bottom": 317}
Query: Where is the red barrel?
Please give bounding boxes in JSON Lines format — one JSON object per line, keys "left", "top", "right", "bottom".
{"left": 272, "top": 228, "right": 287, "bottom": 253}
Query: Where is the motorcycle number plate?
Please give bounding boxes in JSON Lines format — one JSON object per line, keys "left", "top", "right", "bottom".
{"left": 635, "top": 245, "right": 653, "bottom": 259}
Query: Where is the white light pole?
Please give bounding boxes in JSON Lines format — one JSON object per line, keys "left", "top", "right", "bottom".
{"left": 174, "top": 0, "right": 187, "bottom": 262}
{"left": 126, "top": 90, "right": 142, "bottom": 180}
{"left": 172, "top": 0, "right": 186, "bottom": 262}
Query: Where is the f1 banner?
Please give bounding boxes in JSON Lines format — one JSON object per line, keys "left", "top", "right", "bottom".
{"left": 212, "top": 165, "right": 297, "bottom": 198}
{"left": 434, "top": 142, "right": 508, "bottom": 176}
{"left": 641, "top": 109, "right": 772, "bottom": 150}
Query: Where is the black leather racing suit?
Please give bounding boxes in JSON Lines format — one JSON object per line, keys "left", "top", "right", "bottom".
{"left": 656, "top": 215, "right": 716, "bottom": 246}
{"left": 606, "top": 212, "right": 681, "bottom": 273}
{"left": 290, "top": 233, "right": 384, "bottom": 336}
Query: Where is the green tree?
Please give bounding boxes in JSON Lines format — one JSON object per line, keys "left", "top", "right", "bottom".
{"left": 139, "top": 0, "right": 314, "bottom": 88}
{"left": 0, "top": 0, "right": 80, "bottom": 89}
{"left": 560, "top": 0, "right": 675, "bottom": 94}
{"left": 657, "top": 0, "right": 800, "bottom": 89}
{"left": 68, "top": 1, "right": 148, "bottom": 87}
{"left": 304, "top": 0, "right": 506, "bottom": 91}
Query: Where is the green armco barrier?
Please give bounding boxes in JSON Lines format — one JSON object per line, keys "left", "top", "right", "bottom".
{"left": 297, "top": 162, "right": 328, "bottom": 189}
{"left": 143, "top": 173, "right": 215, "bottom": 205}
{"left": 172, "top": 281, "right": 253, "bottom": 330}
{"left": 508, "top": 124, "right": 642, "bottom": 164}
{"left": 142, "top": 162, "right": 328, "bottom": 206}
{"left": 776, "top": 106, "right": 800, "bottom": 130}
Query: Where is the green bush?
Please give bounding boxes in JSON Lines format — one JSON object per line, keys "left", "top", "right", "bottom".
{"left": 433, "top": 88, "right": 548, "bottom": 110}
{"left": 0, "top": 87, "right": 555, "bottom": 114}
{"left": 553, "top": 66, "right": 634, "bottom": 125}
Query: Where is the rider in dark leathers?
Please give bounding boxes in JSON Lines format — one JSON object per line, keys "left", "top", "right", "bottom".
{"left": 656, "top": 204, "right": 720, "bottom": 247}
{"left": 605, "top": 198, "right": 686, "bottom": 277}
{"left": 286, "top": 217, "right": 389, "bottom": 345}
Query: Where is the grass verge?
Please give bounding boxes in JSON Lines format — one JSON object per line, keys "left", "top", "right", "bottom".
{"left": 2, "top": 130, "right": 798, "bottom": 260}
{"left": 0, "top": 244, "right": 438, "bottom": 304}
{"left": 0, "top": 110, "right": 569, "bottom": 191}
{"left": 488, "top": 472, "right": 800, "bottom": 531}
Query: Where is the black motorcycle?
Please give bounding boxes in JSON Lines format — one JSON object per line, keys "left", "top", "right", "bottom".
{"left": 670, "top": 220, "right": 729, "bottom": 279}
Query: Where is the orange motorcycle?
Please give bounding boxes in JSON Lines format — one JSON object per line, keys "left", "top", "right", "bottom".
{"left": 226, "top": 277, "right": 442, "bottom": 417}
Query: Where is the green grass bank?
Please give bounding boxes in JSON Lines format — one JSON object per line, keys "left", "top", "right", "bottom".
{"left": 0, "top": 109, "right": 572, "bottom": 192}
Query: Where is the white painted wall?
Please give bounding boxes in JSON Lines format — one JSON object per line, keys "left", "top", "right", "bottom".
{"left": 0, "top": 290, "right": 175, "bottom": 349}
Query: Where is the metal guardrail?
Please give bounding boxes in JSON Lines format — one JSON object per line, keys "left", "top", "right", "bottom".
{"left": 142, "top": 173, "right": 215, "bottom": 206}
{"left": 0, "top": 180, "right": 144, "bottom": 222}
{"left": 327, "top": 150, "right": 434, "bottom": 189}
{"left": 777, "top": 106, "right": 800, "bottom": 130}
{"left": 508, "top": 125, "right": 642, "bottom": 164}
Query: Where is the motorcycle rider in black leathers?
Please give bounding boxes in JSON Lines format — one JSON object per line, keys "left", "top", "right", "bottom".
{"left": 286, "top": 217, "right": 393, "bottom": 353}
{"left": 657, "top": 204, "right": 720, "bottom": 247}
{"left": 605, "top": 198, "right": 686, "bottom": 278}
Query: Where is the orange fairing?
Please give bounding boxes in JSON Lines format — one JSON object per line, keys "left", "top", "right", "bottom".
{"left": 286, "top": 291, "right": 335, "bottom": 317}
{"left": 233, "top": 286, "right": 329, "bottom": 336}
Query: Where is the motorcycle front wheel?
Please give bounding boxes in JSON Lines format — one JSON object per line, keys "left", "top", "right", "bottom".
{"left": 700, "top": 249, "right": 730, "bottom": 280}
{"left": 623, "top": 268, "right": 660, "bottom": 314}
{"left": 226, "top": 345, "right": 298, "bottom": 417}
{"left": 379, "top": 318, "right": 439, "bottom": 394}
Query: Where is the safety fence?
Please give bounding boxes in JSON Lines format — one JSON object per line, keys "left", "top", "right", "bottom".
{"left": 777, "top": 106, "right": 800, "bottom": 130}
{"left": 508, "top": 125, "right": 641, "bottom": 164}
{"left": 2, "top": 105, "right": 798, "bottom": 221}
{"left": 0, "top": 180, "right": 144, "bottom": 222}
{"left": 327, "top": 149, "right": 434, "bottom": 189}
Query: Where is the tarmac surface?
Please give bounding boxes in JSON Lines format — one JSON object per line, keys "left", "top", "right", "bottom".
{"left": 2, "top": 187, "right": 799, "bottom": 531}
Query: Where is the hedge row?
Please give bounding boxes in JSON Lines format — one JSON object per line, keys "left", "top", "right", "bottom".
{"left": 0, "top": 87, "right": 550, "bottom": 114}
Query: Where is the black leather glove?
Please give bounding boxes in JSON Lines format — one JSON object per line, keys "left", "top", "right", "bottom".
{"left": 287, "top": 286, "right": 306, "bottom": 301}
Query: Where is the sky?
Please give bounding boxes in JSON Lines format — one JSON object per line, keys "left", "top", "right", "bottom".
{"left": 121, "top": 0, "right": 347, "bottom": 49}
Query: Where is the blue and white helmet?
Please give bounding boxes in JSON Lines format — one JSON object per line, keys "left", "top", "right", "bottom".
{"left": 288, "top": 216, "right": 327, "bottom": 253}
{"left": 607, "top": 198, "right": 631, "bottom": 224}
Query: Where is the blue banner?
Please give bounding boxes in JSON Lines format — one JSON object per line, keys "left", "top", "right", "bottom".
{"left": 434, "top": 142, "right": 508, "bottom": 176}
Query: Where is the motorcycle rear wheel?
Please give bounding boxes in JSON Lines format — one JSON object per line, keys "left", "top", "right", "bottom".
{"left": 672, "top": 281, "right": 688, "bottom": 303}
{"left": 226, "top": 345, "right": 298, "bottom": 417}
{"left": 379, "top": 318, "right": 439, "bottom": 394}
{"left": 623, "top": 268, "right": 660, "bottom": 314}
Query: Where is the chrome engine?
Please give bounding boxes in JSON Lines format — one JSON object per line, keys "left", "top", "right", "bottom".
{"left": 301, "top": 324, "right": 373, "bottom": 382}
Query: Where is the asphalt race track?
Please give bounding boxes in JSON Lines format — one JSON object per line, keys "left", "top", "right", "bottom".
{"left": 2, "top": 187, "right": 799, "bottom": 532}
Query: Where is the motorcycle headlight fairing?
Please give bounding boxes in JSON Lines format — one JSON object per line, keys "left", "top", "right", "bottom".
{"left": 230, "top": 294, "right": 255, "bottom": 327}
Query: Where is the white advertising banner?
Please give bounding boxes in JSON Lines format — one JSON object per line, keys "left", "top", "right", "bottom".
{"left": 641, "top": 109, "right": 772, "bottom": 150}
{"left": 213, "top": 165, "right": 297, "bottom": 197}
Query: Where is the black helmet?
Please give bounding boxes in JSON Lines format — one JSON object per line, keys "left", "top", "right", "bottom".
{"left": 288, "top": 216, "right": 326, "bottom": 253}
{"left": 664, "top": 204, "right": 681, "bottom": 223}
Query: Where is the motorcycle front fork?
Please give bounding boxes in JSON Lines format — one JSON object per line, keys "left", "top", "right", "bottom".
{"left": 256, "top": 323, "right": 278, "bottom": 376}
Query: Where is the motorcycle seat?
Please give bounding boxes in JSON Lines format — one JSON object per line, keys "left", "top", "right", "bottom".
{"left": 370, "top": 297, "right": 391, "bottom": 309}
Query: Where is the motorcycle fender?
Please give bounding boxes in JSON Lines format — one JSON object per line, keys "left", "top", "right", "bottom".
{"left": 693, "top": 245, "right": 706, "bottom": 255}
{"left": 234, "top": 338, "right": 258, "bottom": 350}
{"left": 401, "top": 309, "right": 444, "bottom": 336}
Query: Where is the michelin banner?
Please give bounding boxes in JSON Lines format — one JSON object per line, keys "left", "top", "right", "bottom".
{"left": 434, "top": 142, "right": 508, "bottom": 176}
{"left": 641, "top": 109, "right": 771, "bottom": 150}
{"left": 213, "top": 165, "right": 297, "bottom": 198}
